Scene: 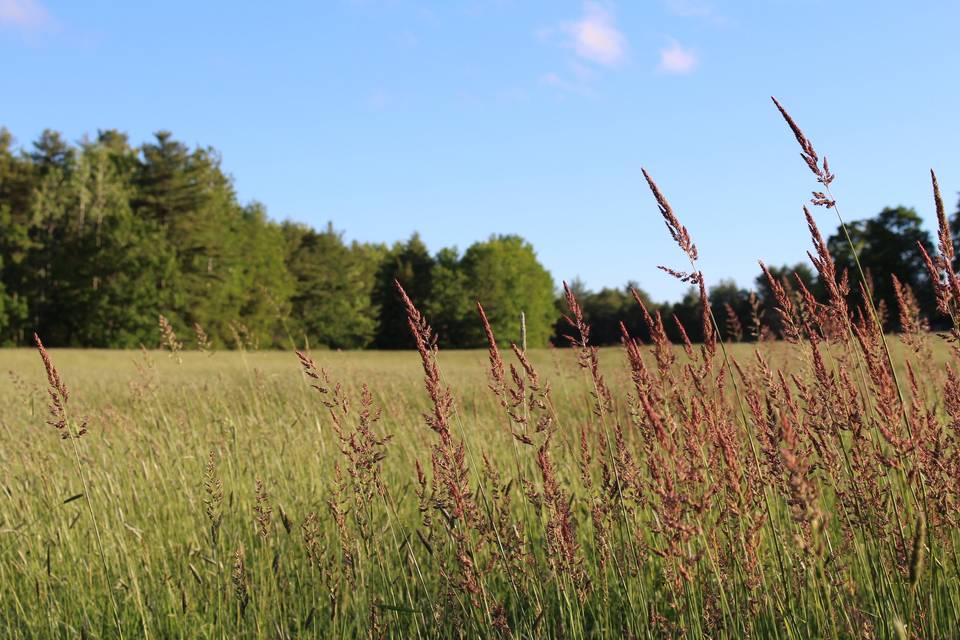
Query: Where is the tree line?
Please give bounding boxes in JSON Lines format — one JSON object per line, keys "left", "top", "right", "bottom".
{"left": 0, "top": 128, "right": 955, "bottom": 349}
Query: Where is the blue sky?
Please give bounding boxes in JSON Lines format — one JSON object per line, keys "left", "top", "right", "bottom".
{"left": 2, "top": 1, "right": 958, "bottom": 302}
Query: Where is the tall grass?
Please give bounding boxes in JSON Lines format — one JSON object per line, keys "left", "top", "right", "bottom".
{"left": 2, "top": 100, "right": 960, "bottom": 638}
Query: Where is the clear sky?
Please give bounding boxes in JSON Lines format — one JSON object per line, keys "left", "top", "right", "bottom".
{"left": 2, "top": 0, "right": 958, "bottom": 302}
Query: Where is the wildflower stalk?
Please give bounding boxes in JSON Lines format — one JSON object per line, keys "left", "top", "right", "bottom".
{"left": 641, "top": 169, "right": 795, "bottom": 624}
{"left": 771, "top": 97, "right": 912, "bottom": 439}
{"left": 34, "top": 334, "right": 124, "bottom": 639}
{"left": 771, "top": 98, "right": 928, "bottom": 541}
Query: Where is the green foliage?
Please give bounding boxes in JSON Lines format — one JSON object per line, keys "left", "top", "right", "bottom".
{"left": 707, "top": 279, "right": 751, "bottom": 341}
{"left": 949, "top": 195, "right": 960, "bottom": 271}
{"left": 0, "top": 126, "right": 952, "bottom": 348}
{"left": 373, "top": 234, "right": 436, "bottom": 349}
{"left": 48, "top": 139, "right": 177, "bottom": 347}
{"left": 827, "top": 206, "right": 935, "bottom": 328}
{"left": 284, "top": 222, "right": 380, "bottom": 349}
{"left": 570, "top": 285, "right": 633, "bottom": 344}
{"left": 0, "top": 256, "right": 25, "bottom": 344}
{"left": 135, "top": 132, "right": 257, "bottom": 346}
{"left": 232, "top": 203, "right": 296, "bottom": 346}
{"left": 460, "top": 235, "right": 556, "bottom": 348}
{"left": 0, "top": 129, "right": 301, "bottom": 348}
{"left": 552, "top": 281, "right": 658, "bottom": 346}
{"left": 425, "top": 246, "right": 471, "bottom": 347}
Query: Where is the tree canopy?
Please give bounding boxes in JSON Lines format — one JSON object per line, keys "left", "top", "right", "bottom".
{"left": 827, "top": 206, "right": 935, "bottom": 329}
{"left": 0, "top": 126, "right": 955, "bottom": 348}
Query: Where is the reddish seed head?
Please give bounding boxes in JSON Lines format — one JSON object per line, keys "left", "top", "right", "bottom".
{"left": 477, "top": 301, "right": 506, "bottom": 394}
{"left": 642, "top": 168, "right": 698, "bottom": 263}
{"left": 931, "top": 169, "right": 954, "bottom": 262}
{"left": 771, "top": 96, "right": 835, "bottom": 191}
{"left": 34, "top": 333, "right": 67, "bottom": 402}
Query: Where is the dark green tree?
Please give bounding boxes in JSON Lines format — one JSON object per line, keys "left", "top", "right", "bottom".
{"left": 284, "top": 222, "right": 381, "bottom": 349}
{"left": 425, "top": 247, "right": 471, "bottom": 347}
{"left": 754, "top": 263, "right": 818, "bottom": 338}
{"left": 666, "top": 287, "right": 704, "bottom": 344}
{"left": 573, "top": 286, "right": 630, "bottom": 345}
{"left": 950, "top": 194, "right": 960, "bottom": 272}
{"left": 618, "top": 282, "right": 660, "bottom": 344}
{"left": 5, "top": 122, "right": 945, "bottom": 350}
{"left": 0, "top": 129, "right": 33, "bottom": 343}
{"left": 708, "top": 279, "right": 752, "bottom": 342}
{"left": 827, "top": 207, "right": 935, "bottom": 329}
{"left": 459, "top": 235, "right": 555, "bottom": 348}
{"left": 135, "top": 132, "right": 256, "bottom": 345}
{"left": 373, "top": 234, "right": 435, "bottom": 349}
{"left": 17, "top": 130, "right": 77, "bottom": 342}
{"left": 44, "top": 139, "right": 177, "bottom": 346}
{"left": 230, "top": 203, "right": 295, "bottom": 347}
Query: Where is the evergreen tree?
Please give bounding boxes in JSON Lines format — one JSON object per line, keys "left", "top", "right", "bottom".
{"left": 372, "top": 234, "right": 435, "bottom": 349}
{"left": 618, "top": 282, "right": 659, "bottom": 344}
{"left": 135, "top": 132, "right": 253, "bottom": 346}
{"left": 284, "top": 222, "right": 381, "bottom": 349}
{"left": 1, "top": 123, "right": 949, "bottom": 350}
{"left": 231, "top": 203, "right": 295, "bottom": 348}
{"left": 425, "top": 246, "right": 471, "bottom": 347}
{"left": 0, "top": 129, "right": 33, "bottom": 343}
{"left": 555, "top": 285, "right": 630, "bottom": 346}
{"left": 666, "top": 287, "right": 705, "bottom": 344}
{"left": 20, "top": 129, "right": 80, "bottom": 344}
{"left": 44, "top": 139, "right": 177, "bottom": 346}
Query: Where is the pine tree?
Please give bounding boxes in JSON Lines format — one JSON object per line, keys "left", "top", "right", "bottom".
{"left": 284, "top": 222, "right": 382, "bottom": 349}
{"left": 372, "top": 234, "right": 435, "bottom": 349}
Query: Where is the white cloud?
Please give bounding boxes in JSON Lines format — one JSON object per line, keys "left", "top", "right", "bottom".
{"left": 537, "top": 3, "right": 625, "bottom": 95}
{"left": 566, "top": 3, "right": 627, "bottom": 66}
{"left": 539, "top": 2, "right": 626, "bottom": 68}
{"left": 0, "top": 0, "right": 50, "bottom": 30}
{"left": 658, "top": 38, "right": 698, "bottom": 74}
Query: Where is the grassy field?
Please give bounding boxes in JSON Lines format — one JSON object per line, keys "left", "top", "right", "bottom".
{"left": 5, "top": 95, "right": 959, "bottom": 640}
{"left": 2, "top": 319, "right": 959, "bottom": 638}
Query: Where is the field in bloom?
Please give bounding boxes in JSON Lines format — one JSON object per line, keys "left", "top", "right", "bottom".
{"left": 3, "top": 99, "right": 960, "bottom": 639}
{"left": 1, "top": 326, "right": 958, "bottom": 638}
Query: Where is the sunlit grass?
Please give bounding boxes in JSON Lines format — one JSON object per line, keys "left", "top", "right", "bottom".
{"left": 1, "top": 339, "right": 957, "bottom": 638}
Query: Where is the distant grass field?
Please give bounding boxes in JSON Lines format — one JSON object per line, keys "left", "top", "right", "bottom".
{"left": 1, "top": 335, "right": 958, "bottom": 638}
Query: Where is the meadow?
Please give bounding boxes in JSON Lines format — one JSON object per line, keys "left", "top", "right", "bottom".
{"left": 2, "top": 318, "right": 959, "bottom": 639}
{"left": 3, "top": 99, "right": 960, "bottom": 639}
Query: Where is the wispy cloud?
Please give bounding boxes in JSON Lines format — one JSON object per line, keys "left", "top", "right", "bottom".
{"left": 538, "top": 2, "right": 626, "bottom": 95}
{"left": 538, "top": 70, "right": 594, "bottom": 97}
{"left": 566, "top": 2, "right": 627, "bottom": 66}
{"left": 0, "top": 0, "right": 51, "bottom": 31}
{"left": 540, "top": 2, "right": 628, "bottom": 68}
{"left": 658, "top": 38, "right": 698, "bottom": 74}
